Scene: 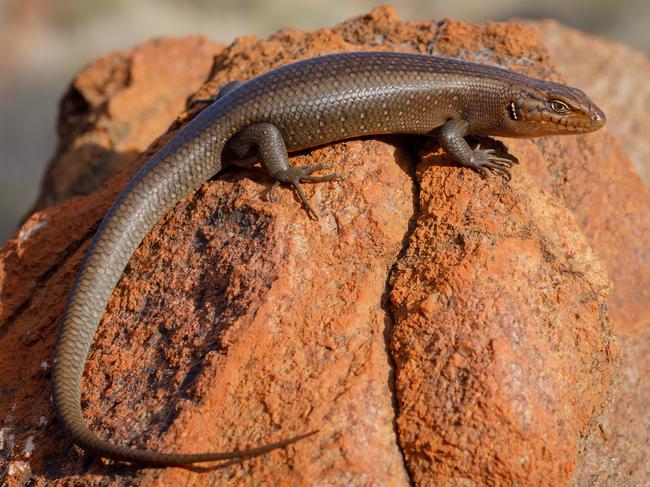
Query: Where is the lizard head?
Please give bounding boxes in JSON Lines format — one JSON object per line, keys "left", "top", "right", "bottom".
{"left": 505, "top": 81, "right": 606, "bottom": 137}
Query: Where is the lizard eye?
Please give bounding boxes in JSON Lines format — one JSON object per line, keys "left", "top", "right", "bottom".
{"left": 549, "top": 100, "right": 570, "bottom": 114}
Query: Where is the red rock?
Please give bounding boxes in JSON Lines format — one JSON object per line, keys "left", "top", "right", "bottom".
{"left": 2, "top": 6, "right": 645, "bottom": 486}
{"left": 537, "top": 20, "right": 650, "bottom": 186}
{"left": 536, "top": 20, "right": 650, "bottom": 486}
{"left": 391, "top": 163, "right": 617, "bottom": 485}
{"left": 30, "top": 35, "right": 224, "bottom": 212}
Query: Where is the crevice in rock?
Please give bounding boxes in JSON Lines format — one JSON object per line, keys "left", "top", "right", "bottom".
{"left": 381, "top": 138, "right": 423, "bottom": 487}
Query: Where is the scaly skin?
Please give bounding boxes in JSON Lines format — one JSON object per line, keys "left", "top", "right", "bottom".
{"left": 52, "top": 51, "right": 606, "bottom": 466}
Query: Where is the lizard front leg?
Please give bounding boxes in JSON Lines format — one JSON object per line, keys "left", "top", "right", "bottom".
{"left": 439, "top": 118, "right": 515, "bottom": 180}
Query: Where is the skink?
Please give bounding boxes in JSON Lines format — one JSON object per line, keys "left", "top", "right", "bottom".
{"left": 52, "top": 51, "right": 606, "bottom": 466}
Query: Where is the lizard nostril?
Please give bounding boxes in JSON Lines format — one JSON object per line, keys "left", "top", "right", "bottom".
{"left": 591, "top": 110, "right": 606, "bottom": 125}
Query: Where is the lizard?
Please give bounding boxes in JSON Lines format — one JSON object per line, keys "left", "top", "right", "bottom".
{"left": 52, "top": 51, "right": 606, "bottom": 466}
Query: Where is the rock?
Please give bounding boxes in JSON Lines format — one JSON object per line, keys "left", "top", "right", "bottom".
{"left": 391, "top": 161, "right": 616, "bottom": 486}
{"left": 536, "top": 20, "right": 650, "bottom": 486}
{"left": 537, "top": 20, "right": 650, "bottom": 186}
{"left": 3, "top": 6, "right": 646, "bottom": 486}
{"left": 29, "top": 35, "right": 224, "bottom": 213}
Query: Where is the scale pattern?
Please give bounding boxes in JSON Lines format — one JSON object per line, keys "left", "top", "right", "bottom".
{"left": 52, "top": 51, "right": 605, "bottom": 465}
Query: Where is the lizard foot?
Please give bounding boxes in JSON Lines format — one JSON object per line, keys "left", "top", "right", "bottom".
{"left": 268, "top": 163, "right": 343, "bottom": 219}
{"left": 469, "top": 143, "right": 517, "bottom": 181}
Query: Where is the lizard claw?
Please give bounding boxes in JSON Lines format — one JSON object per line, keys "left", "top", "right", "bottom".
{"left": 470, "top": 144, "right": 516, "bottom": 180}
{"left": 270, "top": 164, "right": 344, "bottom": 219}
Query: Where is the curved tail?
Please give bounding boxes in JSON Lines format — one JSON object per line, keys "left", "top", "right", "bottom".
{"left": 55, "top": 412, "right": 316, "bottom": 465}
{"left": 52, "top": 109, "right": 314, "bottom": 465}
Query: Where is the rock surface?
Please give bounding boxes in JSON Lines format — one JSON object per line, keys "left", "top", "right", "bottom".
{"left": 536, "top": 20, "right": 650, "bottom": 486}
{"left": 2, "top": 6, "right": 647, "bottom": 486}
{"left": 29, "top": 35, "right": 223, "bottom": 213}
{"left": 537, "top": 20, "right": 650, "bottom": 186}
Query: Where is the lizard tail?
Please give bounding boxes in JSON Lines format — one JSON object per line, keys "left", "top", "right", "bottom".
{"left": 56, "top": 408, "right": 317, "bottom": 465}
{"left": 52, "top": 108, "right": 313, "bottom": 465}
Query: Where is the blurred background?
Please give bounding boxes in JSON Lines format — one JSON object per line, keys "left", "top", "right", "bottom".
{"left": 0, "top": 0, "right": 648, "bottom": 244}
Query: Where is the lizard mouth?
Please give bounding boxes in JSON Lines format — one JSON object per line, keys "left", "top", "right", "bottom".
{"left": 539, "top": 107, "right": 606, "bottom": 133}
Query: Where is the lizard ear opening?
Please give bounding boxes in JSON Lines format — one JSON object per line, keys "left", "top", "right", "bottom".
{"left": 509, "top": 102, "right": 519, "bottom": 121}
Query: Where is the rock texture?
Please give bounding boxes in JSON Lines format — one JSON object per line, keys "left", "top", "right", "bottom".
{"left": 29, "top": 35, "right": 223, "bottom": 213}
{"left": 391, "top": 163, "right": 616, "bottom": 486}
{"left": 536, "top": 20, "right": 650, "bottom": 486}
{"left": 537, "top": 20, "right": 650, "bottom": 186}
{"left": 2, "top": 6, "right": 647, "bottom": 486}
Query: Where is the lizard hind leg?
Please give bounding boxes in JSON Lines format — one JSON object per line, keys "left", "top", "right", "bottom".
{"left": 234, "top": 122, "right": 343, "bottom": 219}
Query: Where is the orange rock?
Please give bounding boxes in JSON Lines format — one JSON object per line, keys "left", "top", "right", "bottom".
{"left": 537, "top": 20, "right": 650, "bottom": 486}
{"left": 537, "top": 20, "right": 650, "bottom": 186}
{"left": 2, "top": 6, "right": 646, "bottom": 486}
{"left": 391, "top": 162, "right": 617, "bottom": 485}
{"left": 30, "top": 35, "right": 223, "bottom": 212}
